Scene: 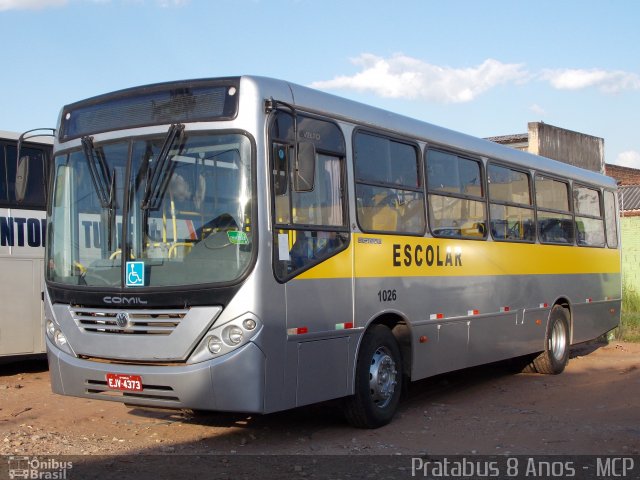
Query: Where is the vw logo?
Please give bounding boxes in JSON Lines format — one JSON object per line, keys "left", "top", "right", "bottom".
{"left": 115, "top": 312, "right": 130, "bottom": 328}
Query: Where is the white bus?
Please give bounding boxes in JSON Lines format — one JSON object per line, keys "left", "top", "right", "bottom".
{"left": 0, "top": 130, "right": 53, "bottom": 362}
{"left": 44, "top": 77, "right": 620, "bottom": 427}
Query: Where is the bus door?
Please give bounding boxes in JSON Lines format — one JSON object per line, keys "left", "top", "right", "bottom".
{"left": 0, "top": 141, "right": 48, "bottom": 357}
{"left": 270, "top": 117, "right": 353, "bottom": 406}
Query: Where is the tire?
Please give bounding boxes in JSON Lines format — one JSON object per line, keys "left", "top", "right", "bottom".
{"left": 505, "top": 353, "right": 537, "bottom": 373}
{"left": 344, "top": 325, "right": 403, "bottom": 429}
{"left": 532, "top": 305, "right": 570, "bottom": 374}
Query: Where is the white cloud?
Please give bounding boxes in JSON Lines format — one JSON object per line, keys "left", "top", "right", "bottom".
{"left": 529, "top": 103, "right": 546, "bottom": 115}
{"left": 0, "top": 0, "right": 67, "bottom": 10}
{"left": 312, "top": 54, "right": 640, "bottom": 103}
{"left": 615, "top": 151, "right": 640, "bottom": 169}
{"left": 541, "top": 68, "right": 640, "bottom": 93}
{"left": 310, "top": 54, "right": 529, "bottom": 103}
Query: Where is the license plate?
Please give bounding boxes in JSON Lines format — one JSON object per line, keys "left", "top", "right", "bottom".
{"left": 106, "top": 373, "right": 143, "bottom": 392}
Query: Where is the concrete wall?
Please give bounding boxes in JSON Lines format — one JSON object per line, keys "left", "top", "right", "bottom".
{"left": 527, "top": 122, "right": 605, "bottom": 173}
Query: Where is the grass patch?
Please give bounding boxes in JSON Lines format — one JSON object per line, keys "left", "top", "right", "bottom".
{"left": 612, "top": 284, "right": 640, "bottom": 342}
{"left": 622, "top": 283, "right": 640, "bottom": 313}
{"left": 617, "top": 312, "right": 640, "bottom": 343}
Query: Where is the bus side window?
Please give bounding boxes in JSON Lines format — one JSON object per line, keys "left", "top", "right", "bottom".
{"left": 427, "top": 149, "right": 486, "bottom": 239}
{"left": 354, "top": 131, "right": 425, "bottom": 235}
{"left": 604, "top": 190, "right": 618, "bottom": 248}
{"left": 270, "top": 113, "right": 349, "bottom": 280}
{"left": 273, "top": 152, "right": 348, "bottom": 278}
{"left": 356, "top": 185, "right": 399, "bottom": 232}
{"left": 536, "top": 175, "right": 573, "bottom": 245}
{"left": 573, "top": 185, "right": 605, "bottom": 247}
{"left": 488, "top": 163, "right": 535, "bottom": 242}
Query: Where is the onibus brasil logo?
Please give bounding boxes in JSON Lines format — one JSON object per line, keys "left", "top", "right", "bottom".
{"left": 7, "top": 456, "right": 73, "bottom": 479}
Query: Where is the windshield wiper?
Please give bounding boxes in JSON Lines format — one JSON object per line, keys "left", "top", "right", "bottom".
{"left": 141, "top": 123, "right": 185, "bottom": 210}
{"left": 81, "top": 136, "right": 112, "bottom": 208}
{"left": 106, "top": 172, "right": 117, "bottom": 251}
{"left": 82, "top": 136, "right": 119, "bottom": 256}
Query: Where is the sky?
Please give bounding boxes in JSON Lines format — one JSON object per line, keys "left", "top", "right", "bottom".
{"left": 1, "top": 0, "right": 639, "bottom": 168}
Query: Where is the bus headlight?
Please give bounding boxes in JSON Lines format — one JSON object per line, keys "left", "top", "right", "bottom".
{"left": 45, "top": 316, "right": 74, "bottom": 356}
{"left": 54, "top": 330, "right": 68, "bottom": 349}
{"left": 243, "top": 319, "right": 257, "bottom": 330}
{"left": 207, "top": 336, "right": 223, "bottom": 354}
{"left": 46, "top": 320, "right": 56, "bottom": 339}
{"left": 224, "top": 326, "right": 243, "bottom": 345}
{"left": 189, "top": 313, "right": 262, "bottom": 364}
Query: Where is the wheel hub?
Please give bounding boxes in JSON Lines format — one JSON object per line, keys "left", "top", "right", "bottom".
{"left": 550, "top": 319, "right": 567, "bottom": 361}
{"left": 369, "top": 346, "right": 398, "bottom": 409}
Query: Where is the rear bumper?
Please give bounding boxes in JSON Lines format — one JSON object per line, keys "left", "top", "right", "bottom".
{"left": 47, "top": 338, "right": 266, "bottom": 413}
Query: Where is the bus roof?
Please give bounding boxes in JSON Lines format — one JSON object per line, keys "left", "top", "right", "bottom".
{"left": 57, "top": 75, "right": 616, "bottom": 190}
{"left": 0, "top": 129, "right": 54, "bottom": 145}
{"left": 243, "top": 76, "right": 616, "bottom": 190}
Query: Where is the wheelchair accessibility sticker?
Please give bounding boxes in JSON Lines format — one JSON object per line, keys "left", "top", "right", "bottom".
{"left": 126, "top": 261, "right": 145, "bottom": 287}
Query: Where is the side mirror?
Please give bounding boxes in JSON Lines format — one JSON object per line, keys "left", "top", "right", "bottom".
{"left": 15, "top": 155, "right": 30, "bottom": 203}
{"left": 294, "top": 142, "right": 315, "bottom": 192}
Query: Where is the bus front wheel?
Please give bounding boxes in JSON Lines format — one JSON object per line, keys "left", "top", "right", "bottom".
{"left": 532, "top": 305, "right": 570, "bottom": 374}
{"left": 344, "top": 325, "right": 403, "bottom": 429}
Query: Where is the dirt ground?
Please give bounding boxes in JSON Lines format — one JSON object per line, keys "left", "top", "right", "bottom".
{"left": 1, "top": 341, "right": 639, "bottom": 477}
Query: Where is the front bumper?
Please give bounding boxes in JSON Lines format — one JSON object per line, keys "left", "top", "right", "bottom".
{"left": 47, "top": 338, "right": 266, "bottom": 413}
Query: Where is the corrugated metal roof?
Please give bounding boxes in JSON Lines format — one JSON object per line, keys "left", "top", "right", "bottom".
{"left": 619, "top": 185, "right": 640, "bottom": 211}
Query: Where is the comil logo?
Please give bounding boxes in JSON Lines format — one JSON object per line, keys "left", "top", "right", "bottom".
{"left": 103, "top": 296, "right": 147, "bottom": 305}
{"left": 8, "top": 456, "right": 73, "bottom": 479}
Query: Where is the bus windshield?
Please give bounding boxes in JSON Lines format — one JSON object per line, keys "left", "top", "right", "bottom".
{"left": 47, "top": 131, "right": 253, "bottom": 288}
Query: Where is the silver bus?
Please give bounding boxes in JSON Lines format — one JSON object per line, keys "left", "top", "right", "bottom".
{"left": 1, "top": 130, "right": 52, "bottom": 362}
{"left": 44, "top": 76, "right": 620, "bottom": 427}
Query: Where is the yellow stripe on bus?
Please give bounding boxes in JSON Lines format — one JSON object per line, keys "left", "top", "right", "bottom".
{"left": 297, "top": 234, "right": 620, "bottom": 280}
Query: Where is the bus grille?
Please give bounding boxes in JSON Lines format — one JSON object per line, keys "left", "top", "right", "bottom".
{"left": 70, "top": 307, "right": 188, "bottom": 335}
{"left": 85, "top": 379, "right": 180, "bottom": 402}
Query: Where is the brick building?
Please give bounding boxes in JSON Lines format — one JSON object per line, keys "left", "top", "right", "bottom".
{"left": 606, "top": 164, "right": 640, "bottom": 186}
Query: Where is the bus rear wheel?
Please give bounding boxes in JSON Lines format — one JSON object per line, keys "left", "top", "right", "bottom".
{"left": 344, "top": 325, "right": 402, "bottom": 429}
{"left": 532, "top": 305, "right": 570, "bottom": 374}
